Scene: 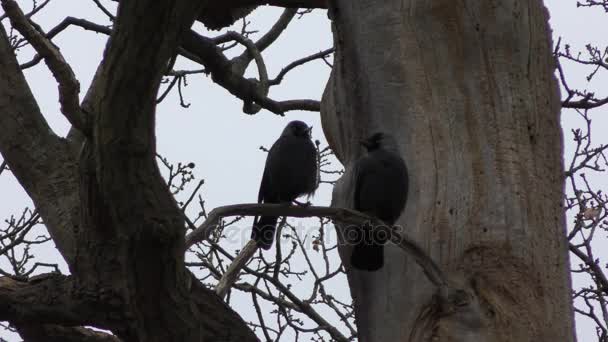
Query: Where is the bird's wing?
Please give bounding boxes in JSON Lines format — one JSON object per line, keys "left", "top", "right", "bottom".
{"left": 354, "top": 156, "right": 373, "bottom": 213}
{"left": 355, "top": 151, "right": 408, "bottom": 222}
{"left": 258, "top": 136, "right": 284, "bottom": 203}
{"left": 258, "top": 163, "right": 270, "bottom": 204}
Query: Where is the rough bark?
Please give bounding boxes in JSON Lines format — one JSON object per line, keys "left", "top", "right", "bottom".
{"left": 322, "top": 1, "right": 574, "bottom": 341}
{"left": 74, "top": 1, "right": 257, "bottom": 340}
{"left": 0, "top": 23, "right": 80, "bottom": 268}
{"left": 0, "top": 1, "right": 258, "bottom": 341}
{"left": 197, "top": 0, "right": 327, "bottom": 29}
{"left": 15, "top": 325, "right": 120, "bottom": 342}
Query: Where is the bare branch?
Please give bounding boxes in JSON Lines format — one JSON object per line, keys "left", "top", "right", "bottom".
{"left": 239, "top": 0, "right": 327, "bottom": 8}
{"left": 15, "top": 324, "right": 121, "bottom": 342}
{"left": 1, "top": 0, "right": 89, "bottom": 134}
{"left": 0, "top": 160, "right": 7, "bottom": 176}
{"left": 185, "top": 203, "right": 448, "bottom": 289}
{"left": 91, "top": 0, "right": 115, "bottom": 21}
{"left": 15, "top": 14, "right": 322, "bottom": 115}
{"left": 570, "top": 243, "right": 608, "bottom": 295}
{"left": 0, "top": 274, "right": 116, "bottom": 329}
{"left": 182, "top": 30, "right": 320, "bottom": 115}
{"left": 215, "top": 240, "right": 258, "bottom": 298}
{"left": 21, "top": 17, "right": 111, "bottom": 69}
{"left": 563, "top": 96, "right": 608, "bottom": 110}
{"left": 0, "top": 23, "right": 80, "bottom": 266}
{"left": 225, "top": 31, "right": 269, "bottom": 114}
{"left": 250, "top": 288, "right": 273, "bottom": 342}
{"left": 0, "top": 0, "right": 52, "bottom": 21}
{"left": 269, "top": 47, "right": 334, "bottom": 86}
{"left": 206, "top": 240, "right": 350, "bottom": 342}
{"left": 231, "top": 8, "right": 297, "bottom": 73}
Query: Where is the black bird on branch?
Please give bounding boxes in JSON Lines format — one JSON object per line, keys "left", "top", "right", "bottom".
{"left": 350, "top": 132, "right": 408, "bottom": 271}
{"left": 251, "top": 120, "right": 319, "bottom": 250}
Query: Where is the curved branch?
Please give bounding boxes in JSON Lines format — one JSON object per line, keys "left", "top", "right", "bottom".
{"left": 21, "top": 17, "right": 112, "bottom": 69}
{"left": 570, "top": 243, "right": 608, "bottom": 295}
{"left": 16, "top": 16, "right": 321, "bottom": 115}
{"left": 232, "top": 8, "right": 297, "bottom": 71}
{"left": 184, "top": 203, "right": 448, "bottom": 289}
{"left": 207, "top": 240, "right": 350, "bottom": 342}
{"left": 91, "top": 0, "right": 115, "bottom": 21}
{"left": 182, "top": 30, "right": 320, "bottom": 115}
{"left": 269, "top": 48, "right": 334, "bottom": 86}
{"left": 225, "top": 31, "right": 269, "bottom": 114}
{"left": 0, "top": 0, "right": 51, "bottom": 21}
{"left": 1, "top": 0, "right": 89, "bottom": 134}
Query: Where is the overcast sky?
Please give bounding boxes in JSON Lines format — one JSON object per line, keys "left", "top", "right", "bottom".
{"left": 1, "top": 0, "right": 606, "bottom": 340}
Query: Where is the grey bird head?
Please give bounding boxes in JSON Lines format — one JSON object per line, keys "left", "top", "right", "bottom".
{"left": 281, "top": 120, "right": 312, "bottom": 139}
{"left": 360, "top": 132, "right": 399, "bottom": 152}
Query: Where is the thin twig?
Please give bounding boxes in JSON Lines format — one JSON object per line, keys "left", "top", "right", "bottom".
{"left": 0, "top": 160, "right": 7, "bottom": 176}
{"left": 1, "top": 0, "right": 89, "bottom": 134}
{"left": 181, "top": 30, "right": 320, "bottom": 115}
{"left": 184, "top": 203, "right": 448, "bottom": 289}
{"left": 215, "top": 240, "right": 259, "bottom": 298}
{"left": 269, "top": 47, "right": 334, "bottom": 86}
{"left": 91, "top": 0, "right": 115, "bottom": 20}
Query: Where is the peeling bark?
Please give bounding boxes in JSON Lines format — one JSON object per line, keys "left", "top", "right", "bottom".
{"left": 322, "top": 1, "right": 574, "bottom": 341}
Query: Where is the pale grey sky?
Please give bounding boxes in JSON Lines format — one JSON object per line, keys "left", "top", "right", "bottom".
{"left": 0, "top": 0, "right": 605, "bottom": 340}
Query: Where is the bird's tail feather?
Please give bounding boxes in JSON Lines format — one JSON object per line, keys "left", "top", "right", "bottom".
{"left": 351, "top": 243, "right": 384, "bottom": 271}
{"left": 251, "top": 216, "right": 279, "bottom": 250}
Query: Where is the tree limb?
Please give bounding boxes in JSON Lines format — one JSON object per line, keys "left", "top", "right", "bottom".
{"left": 269, "top": 48, "right": 334, "bottom": 86}
{"left": 0, "top": 274, "right": 115, "bottom": 329}
{"left": 238, "top": 0, "right": 327, "bottom": 8}
{"left": 185, "top": 203, "right": 448, "bottom": 289}
{"left": 182, "top": 30, "right": 320, "bottom": 115}
{"left": 15, "top": 324, "right": 121, "bottom": 342}
{"left": 15, "top": 15, "right": 322, "bottom": 115}
{"left": 231, "top": 8, "right": 297, "bottom": 74}
{"left": 112, "top": 0, "right": 327, "bottom": 8}
{"left": 1, "top": 0, "right": 89, "bottom": 135}
{"left": 207, "top": 239, "right": 350, "bottom": 342}
{"left": 224, "top": 31, "right": 269, "bottom": 114}
{"left": 21, "top": 17, "right": 112, "bottom": 69}
{"left": 0, "top": 0, "right": 52, "bottom": 21}
{"left": 0, "top": 23, "right": 80, "bottom": 267}
{"left": 570, "top": 242, "right": 608, "bottom": 295}
{"left": 76, "top": 1, "right": 258, "bottom": 340}
{"left": 562, "top": 96, "right": 608, "bottom": 110}
{"left": 215, "top": 240, "right": 258, "bottom": 298}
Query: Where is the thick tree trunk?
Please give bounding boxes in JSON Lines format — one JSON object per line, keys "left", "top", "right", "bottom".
{"left": 0, "top": 1, "right": 258, "bottom": 341}
{"left": 322, "top": 1, "right": 575, "bottom": 341}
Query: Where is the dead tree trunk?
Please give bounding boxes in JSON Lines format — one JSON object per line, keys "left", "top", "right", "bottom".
{"left": 322, "top": 1, "right": 575, "bottom": 341}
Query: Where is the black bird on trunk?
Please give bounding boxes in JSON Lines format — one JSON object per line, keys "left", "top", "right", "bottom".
{"left": 350, "top": 132, "right": 408, "bottom": 271}
{"left": 251, "top": 121, "right": 318, "bottom": 250}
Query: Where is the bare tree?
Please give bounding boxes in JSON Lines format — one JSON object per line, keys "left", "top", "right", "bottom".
{"left": 0, "top": 0, "right": 350, "bottom": 341}
{"left": 555, "top": 2, "right": 608, "bottom": 340}
{"left": 0, "top": 0, "right": 593, "bottom": 341}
